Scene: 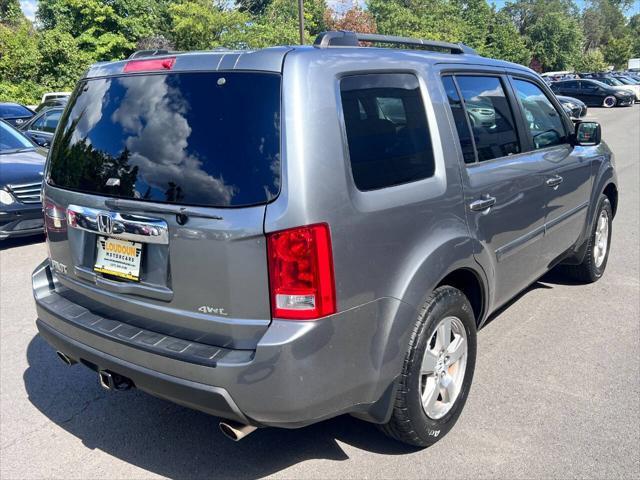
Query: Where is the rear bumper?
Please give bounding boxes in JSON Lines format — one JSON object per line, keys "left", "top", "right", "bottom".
{"left": 0, "top": 204, "right": 44, "bottom": 239}
{"left": 33, "top": 260, "right": 416, "bottom": 428}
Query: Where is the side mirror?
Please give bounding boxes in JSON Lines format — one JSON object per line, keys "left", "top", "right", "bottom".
{"left": 573, "top": 121, "right": 601, "bottom": 146}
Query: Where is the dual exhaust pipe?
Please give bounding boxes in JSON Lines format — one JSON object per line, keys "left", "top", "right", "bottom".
{"left": 56, "top": 351, "right": 132, "bottom": 391}
{"left": 57, "top": 351, "right": 256, "bottom": 441}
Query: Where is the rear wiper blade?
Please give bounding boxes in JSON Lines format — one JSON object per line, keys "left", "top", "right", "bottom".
{"left": 104, "top": 198, "right": 223, "bottom": 221}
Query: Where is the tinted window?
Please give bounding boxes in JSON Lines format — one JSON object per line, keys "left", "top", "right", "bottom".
{"left": 341, "top": 73, "right": 435, "bottom": 191}
{"left": 48, "top": 72, "right": 281, "bottom": 207}
{"left": 442, "top": 76, "right": 476, "bottom": 164}
{"left": 0, "top": 104, "right": 32, "bottom": 118}
{"left": 456, "top": 76, "right": 521, "bottom": 162}
{"left": 0, "top": 121, "right": 34, "bottom": 152}
{"left": 513, "top": 79, "right": 567, "bottom": 150}
{"left": 41, "top": 110, "right": 61, "bottom": 133}
{"left": 560, "top": 81, "right": 579, "bottom": 89}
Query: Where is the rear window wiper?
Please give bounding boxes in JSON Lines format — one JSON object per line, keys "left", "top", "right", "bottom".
{"left": 104, "top": 198, "right": 223, "bottom": 225}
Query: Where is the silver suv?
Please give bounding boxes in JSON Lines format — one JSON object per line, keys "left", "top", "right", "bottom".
{"left": 33, "top": 31, "right": 618, "bottom": 447}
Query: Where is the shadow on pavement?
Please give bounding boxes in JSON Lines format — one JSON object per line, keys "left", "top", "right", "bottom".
{"left": 24, "top": 334, "right": 417, "bottom": 479}
{"left": 0, "top": 234, "right": 45, "bottom": 251}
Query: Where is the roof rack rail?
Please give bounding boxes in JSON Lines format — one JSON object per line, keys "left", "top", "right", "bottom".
{"left": 128, "top": 49, "right": 182, "bottom": 59}
{"left": 314, "top": 31, "right": 477, "bottom": 55}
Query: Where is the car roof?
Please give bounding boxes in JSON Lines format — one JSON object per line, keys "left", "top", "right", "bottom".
{"left": 84, "top": 37, "right": 535, "bottom": 80}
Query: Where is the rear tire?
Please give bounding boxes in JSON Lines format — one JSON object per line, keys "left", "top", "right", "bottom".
{"left": 562, "top": 195, "right": 612, "bottom": 283}
{"left": 602, "top": 96, "right": 617, "bottom": 108}
{"left": 379, "top": 286, "right": 476, "bottom": 447}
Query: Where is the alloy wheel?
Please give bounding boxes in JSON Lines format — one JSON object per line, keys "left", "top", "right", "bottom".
{"left": 419, "top": 316, "right": 468, "bottom": 420}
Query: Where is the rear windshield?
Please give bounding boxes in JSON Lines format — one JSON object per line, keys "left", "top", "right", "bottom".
{"left": 48, "top": 72, "right": 281, "bottom": 207}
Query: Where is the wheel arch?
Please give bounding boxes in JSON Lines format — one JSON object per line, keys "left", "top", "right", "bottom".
{"left": 603, "top": 182, "right": 618, "bottom": 218}
{"left": 435, "top": 267, "right": 486, "bottom": 327}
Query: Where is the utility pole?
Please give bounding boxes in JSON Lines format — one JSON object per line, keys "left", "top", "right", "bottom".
{"left": 298, "top": 0, "right": 305, "bottom": 45}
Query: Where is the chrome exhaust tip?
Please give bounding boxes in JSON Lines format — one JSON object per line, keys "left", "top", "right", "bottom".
{"left": 219, "top": 421, "right": 257, "bottom": 441}
{"left": 98, "top": 369, "right": 133, "bottom": 391}
{"left": 56, "top": 351, "right": 76, "bottom": 366}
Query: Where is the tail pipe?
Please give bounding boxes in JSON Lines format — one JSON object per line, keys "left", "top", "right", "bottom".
{"left": 56, "top": 351, "right": 77, "bottom": 366}
{"left": 219, "top": 421, "right": 257, "bottom": 441}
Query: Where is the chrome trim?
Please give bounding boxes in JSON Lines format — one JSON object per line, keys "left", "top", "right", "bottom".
{"left": 8, "top": 181, "right": 42, "bottom": 204}
{"left": 67, "top": 204, "right": 169, "bottom": 244}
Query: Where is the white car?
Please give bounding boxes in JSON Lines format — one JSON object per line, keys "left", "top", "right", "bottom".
{"left": 40, "top": 92, "right": 71, "bottom": 104}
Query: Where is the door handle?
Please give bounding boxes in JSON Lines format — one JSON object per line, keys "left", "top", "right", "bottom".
{"left": 546, "top": 175, "right": 564, "bottom": 188}
{"left": 469, "top": 196, "right": 496, "bottom": 212}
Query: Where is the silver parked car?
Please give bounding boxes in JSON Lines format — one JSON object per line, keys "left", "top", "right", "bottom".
{"left": 33, "top": 31, "right": 618, "bottom": 447}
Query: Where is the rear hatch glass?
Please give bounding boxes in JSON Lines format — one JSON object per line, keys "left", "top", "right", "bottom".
{"left": 48, "top": 71, "right": 281, "bottom": 207}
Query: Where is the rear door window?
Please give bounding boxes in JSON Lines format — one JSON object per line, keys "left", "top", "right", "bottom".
{"left": 442, "top": 76, "right": 476, "bottom": 164}
{"left": 455, "top": 75, "right": 521, "bottom": 162}
{"left": 512, "top": 78, "right": 567, "bottom": 150}
{"left": 48, "top": 72, "right": 281, "bottom": 207}
{"left": 340, "top": 73, "right": 435, "bottom": 191}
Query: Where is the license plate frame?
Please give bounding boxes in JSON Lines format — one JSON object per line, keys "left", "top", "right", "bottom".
{"left": 94, "top": 236, "right": 143, "bottom": 282}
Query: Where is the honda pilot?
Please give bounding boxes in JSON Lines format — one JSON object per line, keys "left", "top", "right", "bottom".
{"left": 33, "top": 31, "right": 618, "bottom": 446}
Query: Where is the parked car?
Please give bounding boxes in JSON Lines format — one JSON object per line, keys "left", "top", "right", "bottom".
{"left": 34, "top": 97, "right": 68, "bottom": 113}
{"left": 40, "top": 92, "right": 70, "bottom": 104}
{"left": 18, "top": 107, "right": 63, "bottom": 147}
{"left": 556, "top": 95, "right": 588, "bottom": 118}
{"left": 590, "top": 75, "right": 640, "bottom": 102}
{"left": 0, "top": 120, "right": 46, "bottom": 240}
{"left": 0, "top": 102, "right": 35, "bottom": 127}
{"left": 610, "top": 75, "right": 640, "bottom": 101}
{"left": 550, "top": 79, "right": 634, "bottom": 107}
{"left": 33, "top": 31, "right": 618, "bottom": 447}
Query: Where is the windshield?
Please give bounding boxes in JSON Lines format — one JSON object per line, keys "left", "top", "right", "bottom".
{"left": 48, "top": 72, "right": 281, "bottom": 208}
{"left": 602, "top": 77, "right": 623, "bottom": 86}
{"left": 0, "top": 121, "right": 35, "bottom": 153}
{"left": 617, "top": 76, "right": 638, "bottom": 85}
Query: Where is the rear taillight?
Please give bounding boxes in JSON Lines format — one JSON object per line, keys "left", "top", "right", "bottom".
{"left": 123, "top": 57, "right": 175, "bottom": 73}
{"left": 43, "top": 200, "right": 66, "bottom": 232}
{"left": 267, "top": 223, "right": 336, "bottom": 320}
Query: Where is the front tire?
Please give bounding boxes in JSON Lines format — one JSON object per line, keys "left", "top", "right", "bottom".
{"left": 602, "top": 96, "right": 617, "bottom": 108}
{"left": 379, "top": 286, "right": 477, "bottom": 447}
{"left": 563, "top": 195, "right": 613, "bottom": 283}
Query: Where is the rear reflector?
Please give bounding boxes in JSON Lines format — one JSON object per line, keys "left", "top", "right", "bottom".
{"left": 123, "top": 57, "right": 175, "bottom": 73}
{"left": 267, "top": 223, "right": 336, "bottom": 320}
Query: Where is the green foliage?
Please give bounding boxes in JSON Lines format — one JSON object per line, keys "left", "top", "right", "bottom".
{"left": 0, "top": 0, "right": 637, "bottom": 107}
{"left": 527, "top": 11, "right": 583, "bottom": 70}
{"left": 169, "top": 1, "right": 249, "bottom": 50}
{"left": 573, "top": 49, "right": 608, "bottom": 72}
{"left": 0, "top": 0, "right": 24, "bottom": 25}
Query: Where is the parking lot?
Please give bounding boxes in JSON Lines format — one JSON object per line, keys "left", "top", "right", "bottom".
{"left": 1, "top": 105, "right": 638, "bottom": 479}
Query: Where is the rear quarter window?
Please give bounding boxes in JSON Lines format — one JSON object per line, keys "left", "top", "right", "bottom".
{"left": 340, "top": 73, "right": 435, "bottom": 191}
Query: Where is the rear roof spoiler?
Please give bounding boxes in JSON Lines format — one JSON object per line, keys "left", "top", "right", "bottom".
{"left": 314, "top": 31, "right": 477, "bottom": 55}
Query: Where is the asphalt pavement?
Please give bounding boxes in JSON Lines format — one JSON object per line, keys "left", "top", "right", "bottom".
{"left": 1, "top": 105, "right": 639, "bottom": 479}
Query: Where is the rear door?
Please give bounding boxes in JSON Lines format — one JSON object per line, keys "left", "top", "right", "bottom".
{"left": 443, "top": 73, "right": 552, "bottom": 308}
{"left": 44, "top": 70, "right": 282, "bottom": 349}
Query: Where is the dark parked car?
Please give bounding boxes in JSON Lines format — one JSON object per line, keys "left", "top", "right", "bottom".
{"left": 0, "top": 102, "right": 35, "bottom": 127}
{"left": 0, "top": 120, "right": 46, "bottom": 240}
{"left": 550, "top": 79, "right": 634, "bottom": 107}
{"left": 33, "top": 31, "right": 617, "bottom": 447}
{"left": 34, "top": 98, "right": 68, "bottom": 113}
{"left": 18, "top": 107, "right": 63, "bottom": 147}
{"left": 556, "top": 95, "right": 587, "bottom": 118}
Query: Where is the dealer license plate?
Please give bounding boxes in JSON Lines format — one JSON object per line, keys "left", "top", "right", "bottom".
{"left": 94, "top": 236, "right": 143, "bottom": 281}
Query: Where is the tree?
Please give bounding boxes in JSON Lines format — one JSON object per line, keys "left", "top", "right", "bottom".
{"left": 573, "top": 48, "right": 608, "bottom": 72}
{"left": 0, "top": 0, "right": 24, "bottom": 25}
{"left": 169, "top": 1, "right": 248, "bottom": 50}
{"left": 630, "top": 14, "right": 640, "bottom": 57}
{"left": 325, "top": 2, "right": 377, "bottom": 34}
{"left": 236, "top": 0, "right": 272, "bottom": 15}
{"left": 527, "top": 11, "right": 583, "bottom": 70}
{"left": 483, "top": 10, "right": 531, "bottom": 65}
{"left": 37, "top": 28, "right": 91, "bottom": 89}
